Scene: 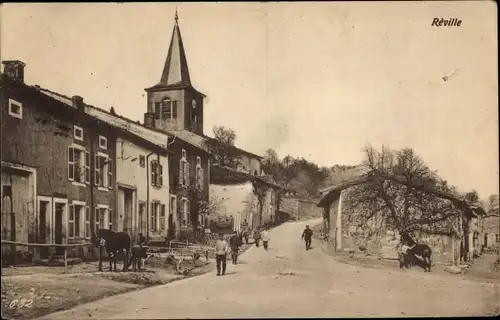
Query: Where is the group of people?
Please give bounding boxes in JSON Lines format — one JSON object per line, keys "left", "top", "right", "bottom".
{"left": 213, "top": 227, "right": 271, "bottom": 276}
{"left": 251, "top": 228, "right": 271, "bottom": 250}
{"left": 213, "top": 224, "right": 315, "bottom": 276}
{"left": 214, "top": 231, "right": 244, "bottom": 276}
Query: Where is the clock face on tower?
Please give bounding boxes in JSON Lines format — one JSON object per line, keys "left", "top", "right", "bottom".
{"left": 192, "top": 99, "right": 196, "bottom": 109}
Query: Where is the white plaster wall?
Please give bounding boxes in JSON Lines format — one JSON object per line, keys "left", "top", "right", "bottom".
{"left": 116, "top": 138, "right": 169, "bottom": 241}
{"left": 210, "top": 183, "right": 257, "bottom": 232}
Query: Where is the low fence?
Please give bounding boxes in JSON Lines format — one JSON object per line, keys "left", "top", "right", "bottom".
{"left": 1, "top": 240, "right": 93, "bottom": 273}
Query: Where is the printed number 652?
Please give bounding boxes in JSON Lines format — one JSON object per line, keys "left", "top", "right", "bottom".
{"left": 9, "top": 299, "right": 34, "bottom": 309}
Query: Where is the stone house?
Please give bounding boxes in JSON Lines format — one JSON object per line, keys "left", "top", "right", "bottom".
{"left": 280, "top": 196, "right": 323, "bottom": 220}
{"left": 482, "top": 215, "right": 499, "bottom": 250}
{"left": 1, "top": 61, "right": 117, "bottom": 259}
{"left": 317, "top": 173, "right": 487, "bottom": 263}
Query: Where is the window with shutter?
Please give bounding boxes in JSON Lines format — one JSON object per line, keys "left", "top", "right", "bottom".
{"left": 102, "top": 159, "right": 109, "bottom": 188}
{"left": 162, "top": 100, "right": 172, "bottom": 118}
{"left": 74, "top": 205, "right": 82, "bottom": 237}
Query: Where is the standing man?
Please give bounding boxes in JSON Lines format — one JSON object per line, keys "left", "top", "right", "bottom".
{"left": 253, "top": 228, "right": 261, "bottom": 247}
{"left": 261, "top": 228, "right": 270, "bottom": 251}
{"left": 229, "top": 231, "right": 242, "bottom": 264}
{"left": 301, "top": 225, "right": 313, "bottom": 250}
{"left": 215, "top": 232, "right": 229, "bottom": 276}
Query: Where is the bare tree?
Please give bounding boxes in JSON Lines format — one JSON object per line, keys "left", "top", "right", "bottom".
{"left": 345, "top": 145, "right": 461, "bottom": 237}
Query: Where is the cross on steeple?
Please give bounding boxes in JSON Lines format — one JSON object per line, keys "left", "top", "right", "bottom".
{"left": 174, "top": 7, "right": 179, "bottom": 24}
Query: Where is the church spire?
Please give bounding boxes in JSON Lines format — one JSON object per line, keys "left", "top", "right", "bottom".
{"left": 160, "top": 9, "right": 191, "bottom": 86}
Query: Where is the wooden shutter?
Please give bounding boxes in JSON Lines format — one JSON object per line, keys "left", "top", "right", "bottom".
{"left": 172, "top": 101, "right": 178, "bottom": 118}
{"left": 184, "top": 162, "right": 190, "bottom": 186}
{"left": 68, "top": 147, "right": 75, "bottom": 181}
{"left": 94, "top": 154, "right": 100, "bottom": 186}
{"left": 151, "top": 161, "right": 157, "bottom": 186}
{"left": 157, "top": 164, "right": 163, "bottom": 187}
{"left": 108, "top": 160, "right": 113, "bottom": 189}
{"left": 85, "top": 151, "right": 90, "bottom": 184}
{"left": 179, "top": 160, "right": 184, "bottom": 185}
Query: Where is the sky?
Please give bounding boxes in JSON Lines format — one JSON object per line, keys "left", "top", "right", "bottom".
{"left": 1, "top": 2, "right": 498, "bottom": 197}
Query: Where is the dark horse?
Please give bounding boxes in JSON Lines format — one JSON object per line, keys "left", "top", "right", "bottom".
{"left": 400, "top": 232, "right": 433, "bottom": 272}
{"left": 92, "top": 229, "right": 131, "bottom": 272}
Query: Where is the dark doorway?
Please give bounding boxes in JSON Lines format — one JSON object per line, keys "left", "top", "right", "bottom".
{"left": 168, "top": 213, "right": 175, "bottom": 241}
{"left": 54, "top": 203, "right": 64, "bottom": 255}
{"left": 39, "top": 201, "right": 49, "bottom": 258}
{"left": 484, "top": 234, "right": 488, "bottom": 248}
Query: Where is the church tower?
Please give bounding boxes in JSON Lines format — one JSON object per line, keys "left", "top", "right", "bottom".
{"left": 144, "top": 9, "right": 206, "bottom": 135}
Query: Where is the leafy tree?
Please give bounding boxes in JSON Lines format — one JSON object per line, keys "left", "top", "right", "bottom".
{"left": 207, "top": 125, "right": 240, "bottom": 168}
{"left": 485, "top": 194, "right": 499, "bottom": 217}
{"left": 187, "top": 187, "right": 223, "bottom": 232}
{"left": 213, "top": 126, "right": 236, "bottom": 146}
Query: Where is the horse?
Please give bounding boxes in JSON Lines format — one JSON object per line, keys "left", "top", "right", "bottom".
{"left": 92, "top": 229, "right": 131, "bottom": 272}
{"left": 400, "top": 232, "right": 433, "bottom": 272}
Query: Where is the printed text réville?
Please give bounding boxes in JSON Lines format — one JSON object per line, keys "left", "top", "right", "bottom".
{"left": 432, "top": 18, "right": 462, "bottom": 27}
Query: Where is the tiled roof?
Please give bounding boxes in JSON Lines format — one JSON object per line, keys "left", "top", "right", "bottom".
{"left": 210, "top": 165, "right": 286, "bottom": 189}
{"left": 169, "top": 129, "right": 211, "bottom": 153}
{"left": 203, "top": 136, "right": 263, "bottom": 160}
{"left": 37, "top": 87, "right": 209, "bottom": 153}
{"left": 37, "top": 87, "right": 173, "bottom": 151}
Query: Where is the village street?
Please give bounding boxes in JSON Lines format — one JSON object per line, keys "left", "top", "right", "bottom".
{"left": 42, "top": 219, "right": 499, "bottom": 319}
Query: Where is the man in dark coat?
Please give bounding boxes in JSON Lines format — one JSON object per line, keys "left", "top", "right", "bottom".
{"left": 301, "top": 225, "right": 313, "bottom": 250}
{"left": 253, "top": 228, "right": 261, "bottom": 247}
{"left": 229, "top": 231, "right": 242, "bottom": 264}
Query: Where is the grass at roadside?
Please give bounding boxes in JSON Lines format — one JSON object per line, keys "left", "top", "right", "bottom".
{"left": 1, "top": 259, "right": 212, "bottom": 319}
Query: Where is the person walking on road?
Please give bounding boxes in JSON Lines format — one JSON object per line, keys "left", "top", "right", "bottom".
{"left": 261, "top": 228, "right": 270, "bottom": 251}
{"left": 301, "top": 225, "right": 313, "bottom": 250}
{"left": 215, "top": 232, "right": 229, "bottom": 276}
{"left": 229, "top": 231, "right": 242, "bottom": 264}
{"left": 253, "top": 228, "right": 261, "bottom": 247}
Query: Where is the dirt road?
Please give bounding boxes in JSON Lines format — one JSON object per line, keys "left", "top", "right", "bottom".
{"left": 42, "top": 219, "right": 499, "bottom": 318}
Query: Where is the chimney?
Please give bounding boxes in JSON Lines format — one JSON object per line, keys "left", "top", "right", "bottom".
{"left": 144, "top": 112, "right": 155, "bottom": 128}
{"left": 71, "top": 95, "right": 85, "bottom": 112}
{"left": 2, "top": 60, "right": 26, "bottom": 83}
